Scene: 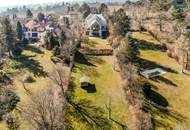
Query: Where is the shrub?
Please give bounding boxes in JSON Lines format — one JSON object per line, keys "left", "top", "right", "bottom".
{"left": 52, "top": 46, "right": 61, "bottom": 56}
{"left": 22, "top": 38, "right": 29, "bottom": 45}
{"left": 23, "top": 74, "right": 36, "bottom": 83}
{"left": 0, "top": 90, "right": 20, "bottom": 120}
{"left": 6, "top": 114, "right": 20, "bottom": 130}
{"left": 13, "top": 47, "right": 22, "bottom": 56}
{"left": 172, "top": 9, "right": 186, "bottom": 20}
{"left": 37, "top": 12, "right": 45, "bottom": 22}
{"left": 0, "top": 71, "right": 13, "bottom": 86}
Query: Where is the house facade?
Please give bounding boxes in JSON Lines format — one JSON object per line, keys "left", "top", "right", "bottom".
{"left": 173, "top": 0, "right": 187, "bottom": 9}
{"left": 24, "top": 31, "right": 40, "bottom": 41}
{"left": 85, "top": 14, "right": 108, "bottom": 38}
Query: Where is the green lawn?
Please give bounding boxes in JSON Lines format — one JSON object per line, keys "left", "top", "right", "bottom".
{"left": 132, "top": 32, "right": 190, "bottom": 130}
{"left": 81, "top": 37, "right": 111, "bottom": 50}
{"left": 71, "top": 38, "right": 129, "bottom": 130}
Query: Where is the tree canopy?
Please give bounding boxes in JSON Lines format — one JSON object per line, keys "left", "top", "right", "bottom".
{"left": 110, "top": 9, "right": 130, "bottom": 36}
{"left": 16, "top": 21, "right": 23, "bottom": 41}
{"left": 1, "top": 17, "right": 16, "bottom": 56}
{"left": 37, "top": 12, "right": 45, "bottom": 22}
{"left": 26, "top": 9, "right": 33, "bottom": 18}
{"left": 79, "top": 3, "right": 91, "bottom": 19}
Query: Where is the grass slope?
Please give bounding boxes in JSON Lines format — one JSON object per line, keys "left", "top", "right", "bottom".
{"left": 0, "top": 44, "right": 55, "bottom": 130}
{"left": 132, "top": 32, "right": 190, "bottom": 130}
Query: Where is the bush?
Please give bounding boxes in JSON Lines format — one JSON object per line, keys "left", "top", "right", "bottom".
{"left": 0, "top": 71, "right": 13, "bottom": 86}
{"left": 6, "top": 114, "right": 20, "bottom": 130}
{"left": 37, "top": 12, "right": 45, "bottom": 22}
{"left": 22, "top": 38, "right": 29, "bottom": 45}
{"left": 172, "top": 9, "right": 186, "bottom": 20}
{"left": 52, "top": 46, "right": 61, "bottom": 56}
{"left": 13, "top": 47, "right": 22, "bottom": 56}
{"left": 0, "top": 90, "right": 20, "bottom": 120}
{"left": 23, "top": 74, "right": 36, "bottom": 83}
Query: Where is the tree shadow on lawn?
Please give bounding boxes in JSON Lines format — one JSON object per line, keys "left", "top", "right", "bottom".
{"left": 75, "top": 52, "right": 105, "bottom": 66}
{"left": 66, "top": 77, "right": 77, "bottom": 98}
{"left": 137, "top": 58, "right": 178, "bottom": 87}
{"left": 86, "top": 56, "right": 105, "bottom": 65}
{"left": 14, "top": 55, "right": 48, "bottom": 77}
{"left": 151, "top": 76, "right": 177, "bottom": 87}
{"left": 24, "top": 45, "right": 44, "bottom": 54}
{"left": 143, "top": 89, "right": 188, "bottom": 130}
{"left": 73, "top": 52, "right": 101, "bottom": 77}
{"left": 137, "top": 58, "right": 178, "bottom": 74}
{"left": 73, "top": 65, "right": 100, "bottom": 77}
{"left": 132, "top": 38, "right": 166, "bottom": 52}
{"left": 75, "top": 52, "right": 96, "bottom": 66}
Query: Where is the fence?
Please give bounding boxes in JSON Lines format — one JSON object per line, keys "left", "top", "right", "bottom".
{"left": 80, "top": 48, "right": 113, "bottom": 56}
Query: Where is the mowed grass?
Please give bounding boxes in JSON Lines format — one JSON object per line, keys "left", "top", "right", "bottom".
{"left": 132, "top": 32, "right": 190, "bottom": 130}
{"left": 71, "top": 38, "right": 129, "bottom": 130}
{"left": 81, "top": 37, "right": 111, "bottom": 49}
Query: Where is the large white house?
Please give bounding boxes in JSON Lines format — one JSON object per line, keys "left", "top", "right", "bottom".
{"left": 85, "top": 14, "right": 108, "bottom": 38}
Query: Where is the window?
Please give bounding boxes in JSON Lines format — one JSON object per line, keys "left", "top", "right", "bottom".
{"left": 32, "top": 33, "right": 38, "bottom": 37}
{"left": 176, "top": 0, "right": 184, "bottom": 4}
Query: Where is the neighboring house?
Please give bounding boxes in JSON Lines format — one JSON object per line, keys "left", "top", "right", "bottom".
{"left": 85, "top": 14, "right": 108, "bottom": 38}
{"left": 25, "top": 19, "right": 46, "bottom": 32}
{"left": 173, "top": 0, "right": 187, "bottom": 9}
{"left": 24, "top": 31, "right": 40, "bottom": 41}
{"left": 24, "top": 19, "right": 50, "bottom": 41}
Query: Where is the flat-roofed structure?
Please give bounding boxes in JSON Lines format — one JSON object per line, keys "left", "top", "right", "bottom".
{"left": 140, "top": 68, "right": 167, "bottom": 78}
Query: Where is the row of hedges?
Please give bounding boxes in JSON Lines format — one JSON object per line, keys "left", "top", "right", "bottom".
{"left": 80, "top": 48, "right": 113, "bottom": 56}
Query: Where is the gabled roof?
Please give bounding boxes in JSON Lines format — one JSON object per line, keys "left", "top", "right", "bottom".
{"left": 80, "top": 76, "right": 90, "bottom": 83}
{"left": 85, "top": 14, "right": 107, "bottom": 28}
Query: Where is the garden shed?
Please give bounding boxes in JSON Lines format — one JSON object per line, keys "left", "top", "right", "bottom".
{"left": 80, "top": 76, "right": 90, "bottom": 88}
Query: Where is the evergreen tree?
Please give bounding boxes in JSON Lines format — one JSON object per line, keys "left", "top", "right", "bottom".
{"left": 1, "top": 17, "right": 16, "bottom": 57}
{"left": 59, "top": 30, "right": 66, "bottom": 46}
{"left": 26, "top": 9, "right": 33, "bottom": 18}
{"left": 79, "top": 3, "right": 91, "bottom": 19}
{"left": 90, "top": 7, "right": 99, "bottom": 14}
{"left": 83, "top": 10, "right": 91, "bottom": 19}
{"left": 16, "top": 21, "right": 23, "bottom": 41}
{"left": 99, "top": 3, "right": 108, "bottom": 14}
{"left": 44, "top": 32, "right": 58, "bottom": 50}
{"left": 110, "top": 8, "right": 130, "bottom": 36}
{"left": 153, "top": 0, "right": 171, "bottom": 11}
{"left": 37, "top": 12, "right": 45, "bottom": 22}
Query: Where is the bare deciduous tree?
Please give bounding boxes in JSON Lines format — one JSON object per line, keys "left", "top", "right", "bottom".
{"left": 22, "top": 65, "right": 111, "bottom": 130}
{"left": 21, "top": 88, "right": 70, "bottom": 130}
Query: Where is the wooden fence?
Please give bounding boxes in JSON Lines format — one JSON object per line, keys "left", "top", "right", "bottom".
{"left": 80, "top": 48, "right": 113, "bottom": 56}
